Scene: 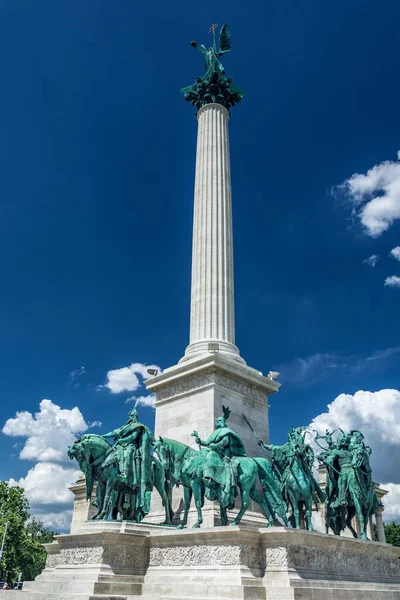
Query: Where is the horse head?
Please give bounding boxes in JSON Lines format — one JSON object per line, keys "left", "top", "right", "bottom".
{"left": 153, "top": 436, "right": 170, "bottom": 471}
{"left": 68, "top": 434, "right": 111, "bottom": 468}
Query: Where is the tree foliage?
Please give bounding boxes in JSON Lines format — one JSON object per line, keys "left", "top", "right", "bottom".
{"left": 0, "top": 482, "right": 57, "bottom": 585}
{"left": 384, "top": 521, "right": 400, "bottom": 547}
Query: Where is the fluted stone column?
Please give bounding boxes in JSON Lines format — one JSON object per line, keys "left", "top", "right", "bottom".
{"left": 183, "top": 103, "right": 243, "bottom": 363}
{"left": 146, "top": 102, "right": 279, "bottom": 526}
{"left": 376, "top": 509, "right": 386, "bottom": 543}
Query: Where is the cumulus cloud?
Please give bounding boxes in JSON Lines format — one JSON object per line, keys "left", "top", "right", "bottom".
{"left": 3, "top": 399, "right": 88, "bottom": 463}
{"left": 308, "top": 389, "right": 400, "bottom": 520}
{"left": 363, "top": 254, "right": 379, "bottom": 267}
{"left": 384, "top": 275, "right": 400, "bottom": 288}
{"left": 125, "top": 394, "right": 156, "bottom": 408}
{"left": 390, "top": 246, "right": 400, "bottom": 261}
{"left": 337, "top": 151, "right": 400, "bottom": 237}
{"left": 380, "top": 484, "right": 400, "bottom": 522}
{"left": 102, "top": 362, "right": 161, "bottom": 394}
{"left": 10, "top": 462, "right": 79, "bottom": 507}
{"left": 68, "top": 366, "right": 86, "bottom": 387}
{"left": 3, "top": 399, "right": 92, "bottom": 532}
{"left": 33, "top": 509, "right": 73, "bottom": 532}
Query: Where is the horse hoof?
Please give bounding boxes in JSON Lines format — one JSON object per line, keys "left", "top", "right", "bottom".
{"left": 229, "top": 521, "right": 238, "bottom": 526}
{"left": 176, "top": 524, "right": 184, "bottom": 530}
{"left": 192, "top": 523, "right": 201, "bottom": 529}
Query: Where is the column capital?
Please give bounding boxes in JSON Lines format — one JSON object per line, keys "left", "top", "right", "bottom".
{"left": 197, "top": 103, "right": 230, "bottom": 120}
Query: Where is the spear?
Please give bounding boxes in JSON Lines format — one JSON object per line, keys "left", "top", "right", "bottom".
{"left": 242, "top": 414, "right": 270, "bottom": 460}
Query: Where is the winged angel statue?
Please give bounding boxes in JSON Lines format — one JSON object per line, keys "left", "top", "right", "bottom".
{"left": 181, "top": 24, "right": 245, "bottom": 111}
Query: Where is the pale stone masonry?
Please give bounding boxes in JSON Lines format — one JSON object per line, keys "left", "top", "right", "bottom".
{"left": 11, "top": 521, "right": 400, "bottom": 600}
{"left": 183, "top": 103, "right": 241, "bottom": 363}
{"left": 145, "top": 101, "right": 280, "bottom": 525}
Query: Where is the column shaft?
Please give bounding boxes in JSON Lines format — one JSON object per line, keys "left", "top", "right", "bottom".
{"left": 185, "top": 103, "right": 241, "bottom": 361}
{"left": 376, "top": 511, "right": 386, "bottom": 543}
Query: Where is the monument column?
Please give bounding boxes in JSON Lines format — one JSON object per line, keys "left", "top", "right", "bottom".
{"left": 184, "top": 103, "right": 242, "bottom": 362}
{"left": 145, "top": 26, "right": 279, "bottom": 526}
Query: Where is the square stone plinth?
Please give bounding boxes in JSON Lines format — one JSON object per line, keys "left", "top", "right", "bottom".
{"left": 145, "top": 353, "right": 279, "bottom": 526}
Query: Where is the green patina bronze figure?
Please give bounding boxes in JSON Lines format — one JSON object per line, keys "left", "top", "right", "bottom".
{"left": 68, "top": 404, "right": 173, "bottom": 524}
{"left": 181, "top": 24, "right": 245, "bottom": 111}
{"left": 154, "top": 406, "right": 287, "bottom": 528}
{"left": 257, "top": 426, "right": 325, "bottom": 530}
{"left": 316, "top": 429, "right": 381, "bottom": 540}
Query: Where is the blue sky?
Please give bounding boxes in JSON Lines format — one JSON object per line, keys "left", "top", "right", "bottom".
{"left": 0, "top": 0, "right": 400, "bottom": 528}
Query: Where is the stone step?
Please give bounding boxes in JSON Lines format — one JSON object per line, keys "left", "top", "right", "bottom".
{"left": 142, "top": 581, "right": 261, "bottom": 599}
{"left": 21, "top": 580, "right": 142, "bottom": 596}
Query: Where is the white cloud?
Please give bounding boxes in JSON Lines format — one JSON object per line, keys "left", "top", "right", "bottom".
{"left": 32, "top": 509, "right": 73, "bottom": 532}
{"left": 125, "top": 394, "right": 156, "bottom": 408}
{"left": 363, "top": 254, "right": 379, "bottom": 267}
{"left": 3, "top": 399, "right": 88, "bottom": 463}
{"left": 379, "top": 483, "right": 400, "bottom": 522}
{"left": 390, "top": 246, "right": 400, "bottom": 261}
{"left": 384, "top": 275, "right": 400, "bottom": 288}
{"left": 102, "top": 362, "right": 161, "bottom": 394}
{"left": 338, "top": 151, "right": 400, "bottom": 237}
{"left": 68, "top": 366, "right": 86, "bottom": 387}
{"left": 308, "top": 389, "right": 400, "bottom": 520}
{"left": 10, "top": 462, "right": 79, "bottom": 507}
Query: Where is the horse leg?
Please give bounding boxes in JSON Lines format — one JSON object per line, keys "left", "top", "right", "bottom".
{"left": 346, "top": 511, "right": 358, "bottom": 538}
{"left": 98, "top": 471, "right": 116, "bottom": 519}
{"left": 220, "top": 505, "right": 228, "bottom": 526}
{"left": 91, "top": 483, "right": 105, "bottom": 520}
{"left": 250, "top": 487, "right": 273, "bottom": 527}
{"left": 153, "top": 462, "right": 172, "bottom": 525}
{"left": 177, "top": 487, "right": 192, "bottom": 529}
{"left": 353, "top": 497, "right": 368, "bottom": 540}
{"left": 305, "top": 497, "right": 313, "bottom": 531}
{"left": 289, "top": 493, "right": 301, "bottom": 529}
{"left": 230, "top": 484, "right": 250, "bottom": 526}
{"left": 192, "top": 480, "right": 204, "bottom": 528}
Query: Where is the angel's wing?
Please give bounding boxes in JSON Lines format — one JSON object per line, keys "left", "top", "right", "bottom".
{"left": 219, "top": 24, "right": 232, "bottom": 53}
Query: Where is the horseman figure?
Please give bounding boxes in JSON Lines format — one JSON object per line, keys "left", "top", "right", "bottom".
{"left": 258, "top": 426, "right": 324, "bottom": 529}
{"left": 319, "top": 429, "right": 381, "bottom": 540}
{"left": 192, "top": 406, "right": 246, "bottom": 509}
{"left": 102, "top": 402, "right": 153, "bottom": 513}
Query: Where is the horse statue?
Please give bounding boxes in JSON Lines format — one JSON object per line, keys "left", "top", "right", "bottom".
{"left": 318, "top": 430, "right": 381, "bottom": 540}
{"left": 68, "top": 434, "right": 173, "bottom": 524}
{"left": 259, "top": 427, "right": 325, "bottom": 530}
{"left": 154, "top": 436, "right": 287, "bottom": 528}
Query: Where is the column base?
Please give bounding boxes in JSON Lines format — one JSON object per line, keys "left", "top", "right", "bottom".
{"left": 180, "top": 339, "right": 246, "bottom": 364}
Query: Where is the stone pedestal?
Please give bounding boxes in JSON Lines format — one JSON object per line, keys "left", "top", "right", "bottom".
{"left": 10, "top": 522, "right": 400, "bottom": 600}
{"left": 145, "top": 352, "right": 278, "bottom": 526}
{"left": 69, "top": 475, "right": 97, "bottom": 534}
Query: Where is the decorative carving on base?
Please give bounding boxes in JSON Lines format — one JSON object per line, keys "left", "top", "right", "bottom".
{"left": 156, "top": 372, "right": 267, "bottom": 404}
{"left": 150, "top": 544, "right": 262, "bottom": 568}
{"left": 264, "top": 545, "right": 400, "bottom": 577}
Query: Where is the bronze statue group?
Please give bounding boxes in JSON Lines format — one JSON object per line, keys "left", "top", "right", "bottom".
{"left": 68, "top": 403, "right": 382, "bottom": 541}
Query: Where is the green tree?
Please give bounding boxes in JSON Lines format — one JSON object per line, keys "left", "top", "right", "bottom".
{"left": 384, "top": 521, "right": 400, "bottom": 547}
{"left": 0, "top": 482, "right": 57, "bottom": 585}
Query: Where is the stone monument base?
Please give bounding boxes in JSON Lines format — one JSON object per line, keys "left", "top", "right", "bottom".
{"left": 8, "top": 521, "right": 400, "bottom": 600}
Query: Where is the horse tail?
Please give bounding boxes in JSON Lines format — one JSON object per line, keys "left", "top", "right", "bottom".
{"left": 253, "top": 458, "right": 288, "bottom": 523}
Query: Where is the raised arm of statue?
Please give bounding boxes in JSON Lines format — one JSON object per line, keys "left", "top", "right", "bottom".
{"left": 191, "top": 430, "right": 206, "bottom": 446}
{"left": 103, "top": 429, "right": 118, "bottom": 439}
{"left": 196, "top": 44, "right": 207, "bottom": 57}
{"left": 258, "top": 440, "right": 272, "bottom": 451}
